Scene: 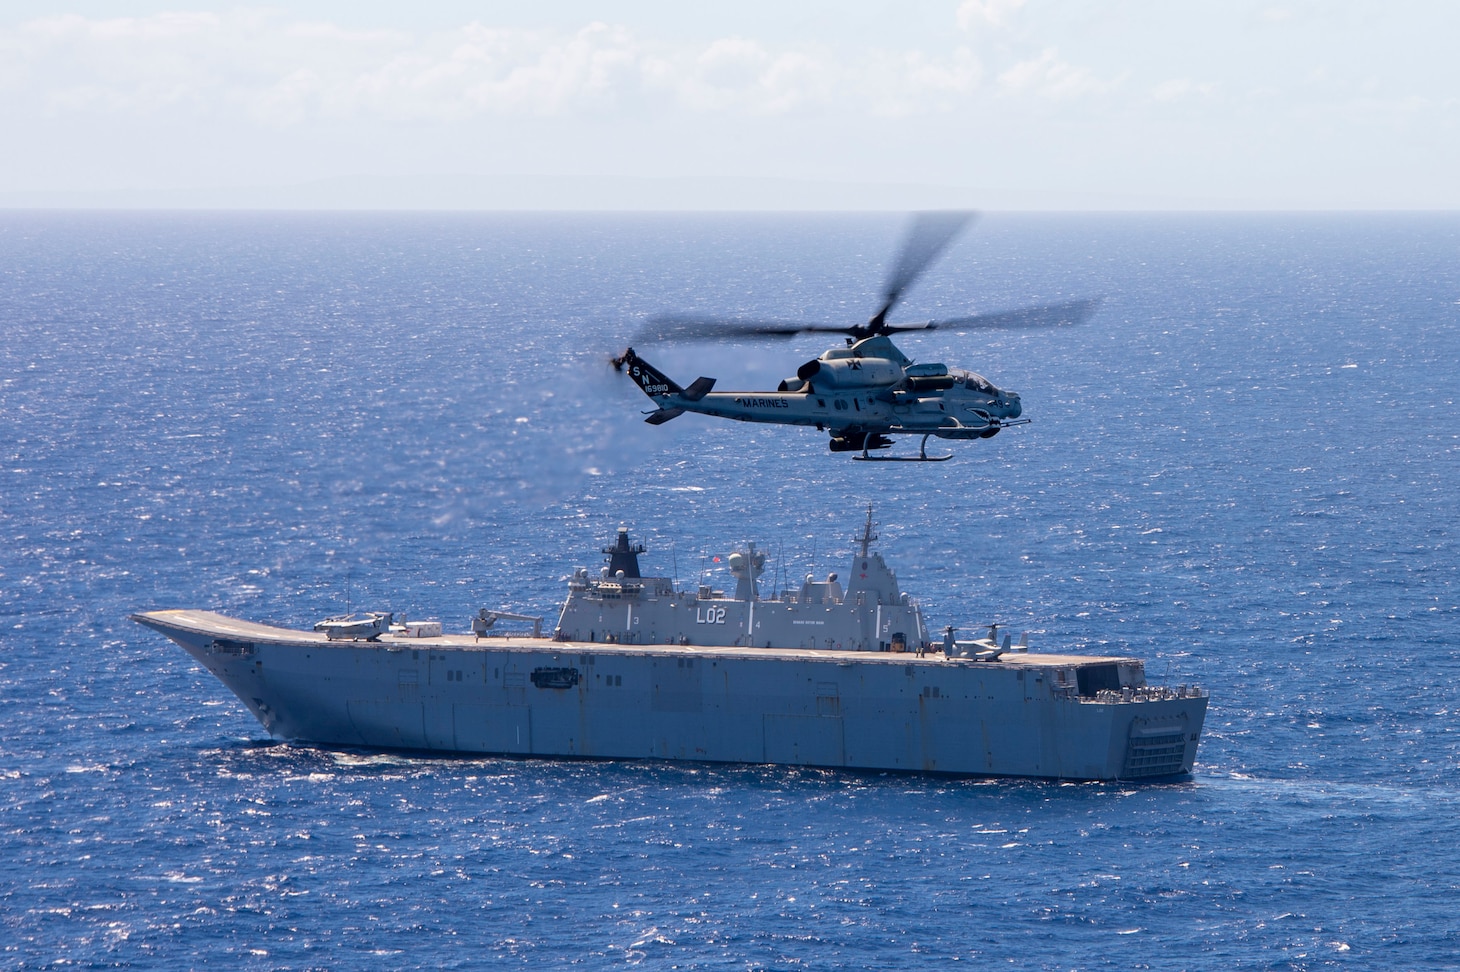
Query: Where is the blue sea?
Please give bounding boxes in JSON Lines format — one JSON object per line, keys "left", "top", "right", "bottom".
{"left": 2, "top": 211, "right": 1458, "bottom": 969}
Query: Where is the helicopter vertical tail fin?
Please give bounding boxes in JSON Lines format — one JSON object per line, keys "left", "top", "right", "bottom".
{"left": 616, "top": 348, "right": 687, "bottom": 401}
{"left": 613, "top": 348, "right": 715, "bottom": 424}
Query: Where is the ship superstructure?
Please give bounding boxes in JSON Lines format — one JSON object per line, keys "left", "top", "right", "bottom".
{"left": 554, "top": 511, "right": 926, "bottom": 652}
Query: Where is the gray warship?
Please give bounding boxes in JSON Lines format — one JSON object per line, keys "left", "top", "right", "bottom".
{"left": 132, "top": 510, "right": 1207, "bottom": 780}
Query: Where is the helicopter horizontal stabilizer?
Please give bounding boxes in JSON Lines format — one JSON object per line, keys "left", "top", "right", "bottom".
{"left": 645, "top": 408, "right": 685, "bottom": 425}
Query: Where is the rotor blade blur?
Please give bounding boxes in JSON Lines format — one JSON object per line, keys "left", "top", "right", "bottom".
{"left": 891, "top": 297, "right": 1103, "bottom": 333}
{"left": 637, "top": 314, "right": 848, "bottom": 342}
{"left": 870, "top": 211, "right": 978, "bottom": 328}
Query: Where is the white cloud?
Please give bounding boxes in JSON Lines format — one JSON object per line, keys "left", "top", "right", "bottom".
{"left": 671, "top": 36, "right": 836, "bottom": 114}
{"left": 997, "top": 48, "right": 1108, "bottom": 99}
{"left": 5, "top": 6, "right": 1457, "bottom": 208}
{"left": 4, "top": 11, "right": 412, "bottom": 122}
{"left": 863, "top": 47, "right": 983, "bottom": 116}
{"left": 1152, "top": 78, "right": 1215, "bottom": 103}
{"left": 956, "top": 0, "right": 1027, "bottom": 30}
{"left": 0, "top": 11, "right": 991, "bottom": 124}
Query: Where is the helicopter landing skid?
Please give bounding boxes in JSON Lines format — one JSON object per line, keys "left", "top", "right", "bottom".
{"left": 852, "top": 434, "right": 953, "bottom": 462}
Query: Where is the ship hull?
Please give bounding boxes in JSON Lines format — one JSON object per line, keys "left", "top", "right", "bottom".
{"left": 134, "top": 610, "right": 1206, "bottom": 781}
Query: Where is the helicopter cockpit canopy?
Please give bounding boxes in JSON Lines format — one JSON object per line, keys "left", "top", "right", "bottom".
{"left": 963, "top": 373, "right": 996, "bottom": 394}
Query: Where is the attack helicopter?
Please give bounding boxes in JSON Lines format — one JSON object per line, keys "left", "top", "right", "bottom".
{"left": 613, "top": 211, "right": 1098, "bottom": 461}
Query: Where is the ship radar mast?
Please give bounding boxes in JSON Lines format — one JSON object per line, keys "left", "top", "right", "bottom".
{"left": 856, "top": 505, "right": 879, "bottom": 558}
{"left": 728, "top": 543, "right": 766, "bottom": 601}
{"left": 604, "top": 526, "right": 645, "bottom": 579}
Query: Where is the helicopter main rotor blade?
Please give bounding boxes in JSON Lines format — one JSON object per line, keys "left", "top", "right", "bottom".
{"left": 636, "top": 297, "right": 1101, "bottom": 343}
{"left": 633, "top": 214, "right": 1097, "bottom": 345}
{"left": 889, "top": 297, "right": 1103, "bottom": 333}
{"left": 637, "top": 313, "right": 848, "bottom": 342}
{"left": 869, "top": 211, "right": 978, "bottom": 331}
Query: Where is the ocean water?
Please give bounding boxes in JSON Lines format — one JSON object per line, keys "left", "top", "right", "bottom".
{"left": 1, "top": 210, "right": 1458, "bottom": 969}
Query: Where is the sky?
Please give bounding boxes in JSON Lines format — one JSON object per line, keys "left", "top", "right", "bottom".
{"left": 2, "top": 1, "right": 1457, "bottom": 209}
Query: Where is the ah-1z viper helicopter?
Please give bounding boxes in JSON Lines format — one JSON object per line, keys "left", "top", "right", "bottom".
{"left": 613, "top": 212, "right": 1097, "bottom": 461}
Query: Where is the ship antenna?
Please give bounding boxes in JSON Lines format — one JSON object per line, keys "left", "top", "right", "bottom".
{"left": 775, "top": 539, "right": 784, "bottom": 599}
{"left": 671, "top": 545, "right": 679, "bottom": 594}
